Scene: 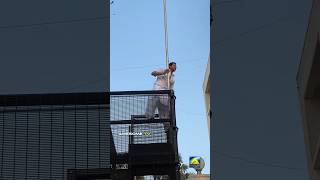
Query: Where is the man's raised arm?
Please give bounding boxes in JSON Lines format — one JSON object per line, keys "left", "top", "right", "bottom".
{"left": 151, "top": 68, "right": 170, "bottom": 76}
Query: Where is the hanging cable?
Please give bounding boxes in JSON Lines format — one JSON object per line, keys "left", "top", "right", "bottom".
{"left": 163, "top": 0, "right": 169, "bottom": 67}
{"left": 162, "top": 0, "right": 171, "bottom": 88}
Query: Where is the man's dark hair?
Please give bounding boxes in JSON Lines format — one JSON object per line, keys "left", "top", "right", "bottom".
{"left": 169, "top": 62, "right": 176, "bottom": 66}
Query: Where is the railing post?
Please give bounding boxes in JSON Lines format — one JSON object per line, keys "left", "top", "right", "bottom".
{"left": 169, "top": 90, "right": 180, "bottom": 167}
{"left": 169, "top": 90, "right": 176, "bottom": 127}
{"left": 129, "top": 123, "right": 133, "bottom": 145}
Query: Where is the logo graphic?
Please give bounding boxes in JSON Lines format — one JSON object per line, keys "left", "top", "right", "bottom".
{"left": 189, "top": 156, "right": 205, "bottom": 170}
{"left": 190, "top": 157, "right": 200, "bottom": 165}
{"left": 143, "top": 131, "right": 152, "bottom": 137}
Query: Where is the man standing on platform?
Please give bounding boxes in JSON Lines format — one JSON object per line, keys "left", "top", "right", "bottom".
{"left": 145, "top": 62, "right": 177, "bottom": 119}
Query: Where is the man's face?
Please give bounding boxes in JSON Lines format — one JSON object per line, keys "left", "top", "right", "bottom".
{"left": 169, "top": 64, "right": 177, "bottom": 72}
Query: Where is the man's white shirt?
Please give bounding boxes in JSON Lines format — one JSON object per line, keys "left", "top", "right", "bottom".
{"left": 153, "top": 68, "right": 175, "bottom": 90}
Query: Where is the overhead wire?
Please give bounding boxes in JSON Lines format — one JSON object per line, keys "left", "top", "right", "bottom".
{"left": 0, "top": 16, "right": 108, "bottom": 29}
{"left": 32, "top": 57, "right": 206, "bottom": 93}
{"left": 111, "top": 58, "right": 207, "bottom": 71}
{"left": 210, "top": 4, "right": 308, "bottom": 173}
{"left": 214, "top": 0, "right": 243, "bottom": 5}
{"left": 212, "top": 147, "right": 307, "bottom": 171}
{"left": 215, "top": 15, "right": 306, "bottom": 46}
{"left": 106, "top": 1, "right": 307, "bottom": 173}
{"left": 211, "top": 4, "right": 308, "bottom": 171}
{"left": 0, "top": 4, "right": 298, "bottom": 95}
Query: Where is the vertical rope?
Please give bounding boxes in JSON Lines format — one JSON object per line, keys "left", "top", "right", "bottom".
{"left": 163, "top": 0, "right": 170, "bottom": 89}
{"left": 163, "top": 0, "right": 169, "bottom": 67}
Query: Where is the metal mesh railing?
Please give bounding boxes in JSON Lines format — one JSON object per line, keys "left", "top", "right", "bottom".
{"left": 110, "top": 93, "right": 171, "bottom": 121}
{"left": 110, "top": 90, "right": 174, "bottom": 154}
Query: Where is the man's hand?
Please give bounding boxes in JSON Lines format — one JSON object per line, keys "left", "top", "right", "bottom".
{"left": 151, "top": 68, "right": 170, "bottom": 76}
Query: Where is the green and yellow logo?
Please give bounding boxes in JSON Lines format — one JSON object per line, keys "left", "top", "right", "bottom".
{"left": 190, "top": 157, "right": 200, "bottom": 165}
{"left": 143, "top": 131, "right": 152, "bottom": 137}
{"left": 189, "top": 156, "right": 205, "bottom": 170}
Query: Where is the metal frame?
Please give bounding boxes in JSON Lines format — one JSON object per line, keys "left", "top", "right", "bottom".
{"left": 110, "top": 90, "right": 173, "bottom": 96}
{"left": 67, "top": 168, "right": 112, "bottom": 180}
{"left": 110, "top": 90, "right": 180, "bottom": 180}
{"left": 0, "top": 91, "right": 179, "bottom": 179}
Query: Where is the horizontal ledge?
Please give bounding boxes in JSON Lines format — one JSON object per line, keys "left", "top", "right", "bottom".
{"left": 110, "top": 90, "right": 174, "bottom": 96}
{"left": 0, "top": 106, "right": 108, "bottom": 113}
{"left": 110, "top": 119, "right": 171, "bottom": 124}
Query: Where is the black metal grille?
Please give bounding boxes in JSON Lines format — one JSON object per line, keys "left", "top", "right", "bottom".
{"left": 110, "top": 93, "right": 171, "bottom": 121}
{"left": 0, "top": 91, "right": 179, "bottom": 179}
{"left": 110, "top": 90, "right": 179, "bottom": 179}
{"left": 0, "top": 93, "right": 110, "bottom": 180}
{"left": 110, "top": 91, "right": 174, "bottom": 154}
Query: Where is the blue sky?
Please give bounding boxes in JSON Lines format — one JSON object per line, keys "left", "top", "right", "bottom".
{"left": 110, "top": 0, "right": 210, "bottom": 174}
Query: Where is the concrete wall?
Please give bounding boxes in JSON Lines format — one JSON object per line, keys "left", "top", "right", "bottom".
{"left": 211, "top": 0, "right": 311, "bottom": 179}
{"left": 0, "top": 0, "right": 109, "bottom": 94}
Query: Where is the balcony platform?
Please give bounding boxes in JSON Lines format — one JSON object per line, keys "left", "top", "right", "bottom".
{"left": 110, "top": 90, "right": 180, "bottom": 179}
